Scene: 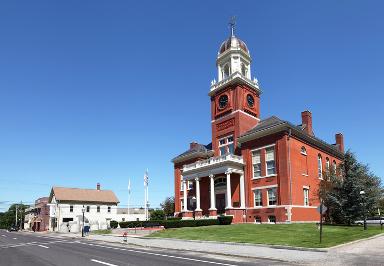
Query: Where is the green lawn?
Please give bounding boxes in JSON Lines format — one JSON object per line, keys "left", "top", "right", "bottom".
{"left": 149, "top": 223, "right": 383, "bottom": 248}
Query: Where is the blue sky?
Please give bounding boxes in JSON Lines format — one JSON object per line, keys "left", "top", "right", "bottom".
{"left": 0, "top": 1, "right": 383, "bottom": 211}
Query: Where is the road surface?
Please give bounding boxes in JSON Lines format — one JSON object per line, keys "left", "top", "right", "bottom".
{"left": 0, "top": 230, "right": 288, "bottom": 266}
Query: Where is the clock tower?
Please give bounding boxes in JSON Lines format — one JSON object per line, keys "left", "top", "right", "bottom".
{"left": 210, "top": 21, "right": 262, "bottom": 156}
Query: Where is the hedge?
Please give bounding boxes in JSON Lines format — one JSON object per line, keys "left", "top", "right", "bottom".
{"left": 110, "top": 220, "right": 118, "bottom": 229}
{"left": 118, "top": 216, "right": 233, "bottom": 229}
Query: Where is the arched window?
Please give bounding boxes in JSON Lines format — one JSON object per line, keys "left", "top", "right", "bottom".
{"left": 214, "top": 177, "right": 226, "bottom": 188}
{"left": 333, "top": 160, "right": 337, "bottom": 174}
{"left": 223, "top": 64, "right": 230, "bottom": 79}
{"left": 301, "top": 147, "right": 308, "bottom": 175}
{"left": 326, "top": 158, "right": 330, "bottom": 172}
{"left": 241, "top": 63, "right": 247, "bottom": 76}
{"left": 317, "top": 154, "right": 323, "bottom": 179}
{"left": 301, "top": 146, "right": 307, "bottom": 155}
{"left": 254, "top": 216, "right": 262, "bottom": 224}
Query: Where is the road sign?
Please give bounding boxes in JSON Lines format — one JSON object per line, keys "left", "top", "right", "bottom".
{"left": 317, "top": 204, "right": 327, "bottom": 214}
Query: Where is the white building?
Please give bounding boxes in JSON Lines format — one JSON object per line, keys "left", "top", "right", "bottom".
{"left": 48, "top": 183, "right": 120, "bottom": 233}
{"left": 115, "top": 208, "right": 146, "bottom": 222}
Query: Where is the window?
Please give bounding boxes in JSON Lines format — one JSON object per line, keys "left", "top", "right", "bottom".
{"left": 252, "top": 150, "right": 261, "bottom": 178}
{"left": 241, "top": 63, "right": 247, "bottom": 76}
{"left": 70, "top": 205, "right": 73, "bottom": 212}
{"left": 218, "top": 135, "right": 234, "bottom": 155}
{"left": 301, "top": 147, "right": 308, "bottom": 175}
{"left": 267, "top": 188, "right": 277, "bottom": 206}
{"left": 188, "top": 180, "right": 193, "bottom": 190}
{"left": 304, "top": 188, "right": 309, "bottom": 206}
{"left": 181, "top": 199, "right": 184, "bottom": 210}
{"left": 97, "top": 206, "right": 100, "bottom": 213}
{"left": 86, "top": 206, "right": 90, "bottom": 212}
{"left": 108, "top": 206, "right": 111, "bottom": 213}
{"left": 254, "top": 216, "right": 261, "bottom": 224}
{"left": 223, "top": 64, "right": 230, "bottom": 79}
{"left": 122, "top": 218, "right": 125, "bottom": 222}
{"left": 318, "top": 155, "right": 323, "bottom": 179}
{"left": 326, "top": 158, "right": 330, "bottom": 172}
{"left": 268, "top": 216, "right": 276, "bottom": 224}
{"left": 333, "top": 160, "right": 337, "bottom": 174}
{"left": 254, "top": 190, "right": 262, "bottom": 207}
{"left": 180, "top": 176, "right": 183, "bottom": 191}
{"left": 266, "top": 147, "right": 276, "bottom": 175}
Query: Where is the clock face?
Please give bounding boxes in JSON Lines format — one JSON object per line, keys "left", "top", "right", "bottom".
{"left": 247, "top": 94, "right": 255, "bottom": 107}
{"left": 218, "top": 95, "right": 228, "bottom": 109}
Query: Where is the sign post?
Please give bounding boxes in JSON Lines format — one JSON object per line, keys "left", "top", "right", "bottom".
{"left": 317, "top": 202, "right": 327, "bottom": 244}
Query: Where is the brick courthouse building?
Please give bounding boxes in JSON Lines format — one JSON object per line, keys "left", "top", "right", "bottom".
{"left": 172, "top": 26, "right": 344, "bottom": 223}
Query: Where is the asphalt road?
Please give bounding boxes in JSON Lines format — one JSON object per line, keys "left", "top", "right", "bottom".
{"left": 0, "top": 230, "right": 289, "bottom": 266}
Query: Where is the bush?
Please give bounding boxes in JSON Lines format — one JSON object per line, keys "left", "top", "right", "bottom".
{"left": 166, "top": 217, "right": 182, "bottom": 221}
{"left": 218, "top": 215, "right": 233, "bottom": 225}
{"left": 150, "top": 210, "right": 165, "bottom": 221}
{"left": 110, "top": 220, "right": 118, "bottom": 229}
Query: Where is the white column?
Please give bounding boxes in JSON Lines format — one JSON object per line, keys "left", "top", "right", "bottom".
{"left": 226, "top": 170, "right": 232, "bottom": 209}
{"left": 240, "top": 173, "right": 245, "bottom": 208}
{"left": 183, "top": 180, "right": 188, "bottom": 212}
{"left": 209, "top": 174, "right": 216, "bottom": 210}
{"left": 195, "top": 178, "right": 202, "bottom": 211}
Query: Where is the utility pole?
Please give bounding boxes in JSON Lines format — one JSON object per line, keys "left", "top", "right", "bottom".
{"left": 15, "top": 204, "right": 18, "bottom": 228}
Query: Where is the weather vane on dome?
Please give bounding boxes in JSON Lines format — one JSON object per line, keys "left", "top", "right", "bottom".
{"left": 229, "top": 16, "right": 236, "bottom": 37}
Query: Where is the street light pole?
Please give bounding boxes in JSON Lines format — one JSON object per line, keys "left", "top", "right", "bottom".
{"left": 82, "top": 206, "right": 85, "bottom": 237}
{"left": 360, "top": 191, "right": 367, "bottom": 230}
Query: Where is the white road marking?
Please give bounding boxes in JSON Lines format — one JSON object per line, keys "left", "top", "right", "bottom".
{"left": 13, "top": 238, "right": 17, "bottom": 239}
{"left": 91, "top": 259, "right": 118, "bottom": 266}
{"left": 85, "top": 243, "right": 238, "bottom": 266}
{"left": 1, "top": 235, "right": 7, "bottom": 237}
{"left": 37, "top": 245, "right": 49, "bottom": 249}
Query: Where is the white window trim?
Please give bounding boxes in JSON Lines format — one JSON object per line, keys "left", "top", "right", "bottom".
{"left": 303, "top": 188, "right": 309, "bottom": 206}
{"left": 252, "top": 184, "right": 278, "bottom": 190}
{"left": 266, "top": 147, "right": 276, "bottom": 176}
{"left": 250, "top": 143, "right": 276, "bottom": 153}
{"left": 218, "top": 135, "right": 234, "bottom": 155}
{"left": 302, "top": 173, "right": 309, "bottom": 177}
{"left": 267, "top": 188, "right": 277, "bottom": 207}
{"left": 252, "top": 174, "right": 277, "bottom": 180}
{"left": 318, "top": 155, "right": 323, "bottom": 179}
{"left": 253, "top": 189, "right": 262, "bottom": 207}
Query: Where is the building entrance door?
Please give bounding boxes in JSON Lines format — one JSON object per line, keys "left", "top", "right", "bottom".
{"left": 216, "top": 193, "right": 226, "bottom": 214}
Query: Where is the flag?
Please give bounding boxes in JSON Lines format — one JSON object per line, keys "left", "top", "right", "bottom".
{"left": 144, "top": 169, "right": 149, "bottom": 186}
{"left": 128, "top": 179, "right": 131, "bottom": 194}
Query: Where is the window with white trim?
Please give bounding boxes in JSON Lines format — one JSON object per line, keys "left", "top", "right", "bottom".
{"left": 70, "top": 205, "right": 73, "bottom": 212}
{"left": 326, "top": 158, "right": 330, "bottom": 172}
{"left": 108, "top": 206, "right": 111, "bottom": 213}
{"left": 253, "top": 189, "right": 262, "bottom": 207}
{"left": 333, "top": 160, "right": 337, "bottom": 174}
{"left": 318, "top": 154, "right": 323, "bottom": 179}
{"left": 252, "top": 150, "right": 261, "bottom": 178}
{"left": 254, "top": 216, "right": 261, "bottom": 223}
{"left": 218, "top": 135, "right": 234, "bottom": 155}
{"left": 180, "top": 176, "right": 183, "bottom": 191}
{"left": 97, "top": 206, "right": 100, "bottom": 213}
{"left": 267, "top": 188, "right": 277, "bottom": 206}
{"left": 86, "top": 206, "right": 90, "bottom": 212}
{"left": 303, "top": 188, "right": 309, "bottom": 206}
{"left": 266, "top": 147, "right": 276, "bottom": 175}
{"left": 188, "top": 180, "right": 193, "bottom": 190}
{"left": 180, "top": 199, "right": 184, "bottom": 210}
{"left": 301, "top": 146, "right": 308, "bottom": 175}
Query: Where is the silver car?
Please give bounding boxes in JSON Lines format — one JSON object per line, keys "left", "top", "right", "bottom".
{"left": 354, "top": 217, "right": 384, "bottom": 225}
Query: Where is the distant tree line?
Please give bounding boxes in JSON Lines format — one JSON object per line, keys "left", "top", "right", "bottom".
{"left": 318, "top": 150, "right": 383, "bottom": 225}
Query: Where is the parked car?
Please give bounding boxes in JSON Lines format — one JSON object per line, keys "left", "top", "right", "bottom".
{"left": 8, "top": 226, "right": 19, "bottom": 232}
{"left": 354, "top": 217, "right": 384, "bottom": 225}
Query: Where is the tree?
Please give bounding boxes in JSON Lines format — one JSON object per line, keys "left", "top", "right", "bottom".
{"left": 149, "top": 209, "right": 165, "bottom": 221}
{"left": 160, "top": 196, "right": 175, "bottom": 217}
{"left": 0, "top": 204, "right": 29, "bottom": 229}
{"left": 318, "top": 150, "right": 382, "bottom": 224}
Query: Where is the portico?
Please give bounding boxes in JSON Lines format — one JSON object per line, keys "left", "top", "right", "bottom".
{"left": 180, "top": 154, "right": 245, "bottom": 219}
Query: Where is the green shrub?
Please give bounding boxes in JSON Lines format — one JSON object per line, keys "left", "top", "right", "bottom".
{"left": 150, "top": 210, "right": 165, "bottom": 221}
{"left": 166, "top": 217, "right": 182, "bottom": 221}
{"left": 218, "top": 215, "right": 233, "bottom": 225}
{"left": 110, "top": 220, "right": 118, "bottom": 229}
{"left": 163, "top": 219, "right": 219, "bottom": 229}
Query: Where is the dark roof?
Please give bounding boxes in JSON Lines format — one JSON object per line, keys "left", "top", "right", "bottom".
{"left": 239, "top": 116, "right": 344, "bottom": 159}
{"left": 172, "top": 143, "right": 213, "bottom": 163}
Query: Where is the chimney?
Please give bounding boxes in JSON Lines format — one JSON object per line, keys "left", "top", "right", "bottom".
{"left": 301, "top": 110, "right": 313, "bottom": 136}
{"left": 335, "top": 133, "right": 344, "bottom": 153}
{"left": 97, "top": 183, "right": 101, "bottom": 191}
{"left": 190, "top": 141, "right": 199, "bottom": 150}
